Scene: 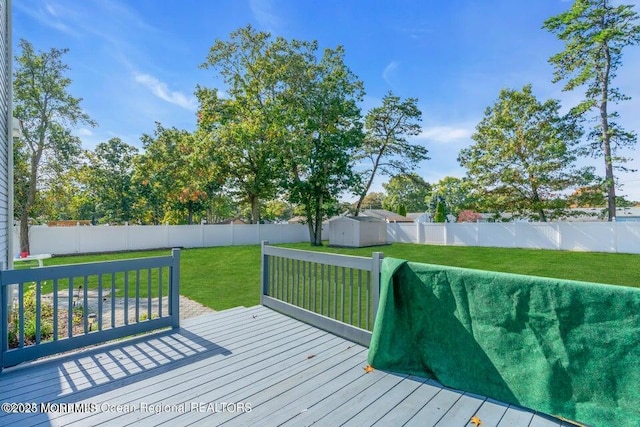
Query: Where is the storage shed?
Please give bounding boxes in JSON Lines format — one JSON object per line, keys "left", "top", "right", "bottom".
{"left": 328, "top": 216, "right": 387, "bottom": 248}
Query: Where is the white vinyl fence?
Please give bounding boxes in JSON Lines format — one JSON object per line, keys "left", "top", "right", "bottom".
{"left": 388, "top": 222, "right": 640, "bottom": 254}
{"left": 14, "top": 223, "right": 311, "bottom": 256}
{"left": 14, "top": 221, "right": 640, "bottom": 256}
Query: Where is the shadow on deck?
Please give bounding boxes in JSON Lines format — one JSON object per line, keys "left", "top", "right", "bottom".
{"left": 0, "top": 306, "right": 568, "bottom": 427}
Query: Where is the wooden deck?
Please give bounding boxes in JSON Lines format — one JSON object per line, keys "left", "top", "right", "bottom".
{"left": 0, "top": 305, "right": 569, "bottom": 426}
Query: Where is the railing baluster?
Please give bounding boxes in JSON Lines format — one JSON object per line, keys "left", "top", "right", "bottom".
{"left": 269, "top": 257, "right": 274, "bottom": 297}
{"left": 135, "top": 270, "right": 140, "bottom": 322}
{"left": 18, "top": 283, "right": 24, "bottom": 348}
{"left": 277, "top": 256, "right": 282, "bottom": 300}
{"left": 158, "top": 267, "right": 163, "bottom": 318}
{"left": 53, "top": 278, "right": 59, "bottom": 341}
{"left": 124, "top": 272, "right": 129, "bottom": 326}
{"left": 333, "top": 265, "right": 338, "bottom": 320}
{"left": 285, "top": 258, "right": 290, "bottom": 303}
{"left": 366, "top": 271, "right": 371, "bottom": 330}
{"left": 320, "top": 264, "right": 325, "bottom": 316}
{"left": 111, "top": 273, "right": 116, "bottom": 329}
{"left": 147, "top": 269, "right": 152, "bottom": 320}
{"left": 349, "top": 269, "right": 354, "bottom": 326}
{"left": 302, "top": 261, "right": 307, "bottom": 310}
{"left": 83, "top": 276, "right": 89, "bottom": 334}
{"left": 68, "top": 277, "right": 74, "bottom": 338}
{"left": 341, "top": 267, "right": 345, "bottom": 322}
{"left": 358, "top": 270, "right": 362, "bottom": 329}
{"left": 313, "top": 262, "right": 318, "bottom": 313}
{"left": 293, "top": 259, "right": 297, "bottom": 306}
{"left": 98, "top": 274, "right": 103, "bottom": 331}
{"left": 296, "top": 260, "right": 304, "bottom": 307}
{"left": 36, "top": 280, "right": 42, "bottom": 344}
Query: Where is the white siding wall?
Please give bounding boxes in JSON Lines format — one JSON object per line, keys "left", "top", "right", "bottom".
{"left": 0, "top": 0, "right": 11, "bottom": 270}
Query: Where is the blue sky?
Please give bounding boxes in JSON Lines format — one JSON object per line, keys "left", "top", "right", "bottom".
{"left": 12, "top": 0, "right": 640, "bottom": 202}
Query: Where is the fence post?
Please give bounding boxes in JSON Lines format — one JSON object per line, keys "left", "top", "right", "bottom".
{"left": 260, "top": 241, "right": 270, "bottom": 305}
{"left": 371, "top": 252, "right": 383, "bottom": 329}
{"left": 443, "top": 223, "right": 448, "bottom": 245}
{"left": 170, "top": 248, "right": 181, "bottom": 328}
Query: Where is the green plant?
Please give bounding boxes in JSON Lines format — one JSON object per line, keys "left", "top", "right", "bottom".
{"left": 8, "top": 284, "right": 55, "bottom": 347}
{"left": 434, "top": 201, "right": 446, "bottom": 222}
{"left": 397, "top": 203, "right": 407, "bottom": 217}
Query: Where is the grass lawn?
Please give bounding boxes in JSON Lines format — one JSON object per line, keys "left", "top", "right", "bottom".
{"left": 36, "top": 243, "right": 640, "bottom": 311}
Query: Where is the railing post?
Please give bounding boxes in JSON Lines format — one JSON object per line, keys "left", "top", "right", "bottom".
{"left": 261, "top": 241, "right": 270, "bottom": 305}
{"left": 371, "top": 252, "right": 383, "bottom": 328}
{"left": 170, "top": 248, "right": 181, "bottom": 328}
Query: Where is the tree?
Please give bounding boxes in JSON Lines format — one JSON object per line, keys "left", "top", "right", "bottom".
{"left": 353, "top": 92, "right": 427, "bottom": 215}
{"left": 13, "top": 39, "right": 96, "bottom": 252}
{"left": 358, "top": 192, "right": 385, "bottom": 210}
{"left": 135, "top": 124, "right": 216, "bottom": 224}
{"left": 382, "top": 173, "right": 431, "bottom": 213}
{"left": 84, "top": 138, "right": 138, "bottom": 224}
{"left": 427, "top": 176, "right": 476, "bottom": 218}
{"left": 397, "top": 204, "right": 407, "bottom": 217}
{"left": 544, "top": 0, "right": 640, "bottom": 221}
{"left": 282, "top": 45, "right": 364, "bottom": 245}
{"left": 263, "top": 199, "right": 293, "bottom": 222}
{"left": 197, "top": 26, "right": 286, "bottom": 224}
{"left": 434, "top": 201, "right": 446, "bottom": 223}
{"left": 458, "top": 85, "right": 593, "bottom": 221}
{"left": 457, "top": 210, "right": 483, "bottom": 223}
{"left": 38, "top": 166, "right": 95, "bottom": 222}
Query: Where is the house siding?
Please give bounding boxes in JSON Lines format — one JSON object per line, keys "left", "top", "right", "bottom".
{"left": 0, "top": 0, "right": 11, "bottom": 270}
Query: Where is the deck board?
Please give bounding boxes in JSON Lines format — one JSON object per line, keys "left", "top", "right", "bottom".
{"left": 0, "top": 306, "right": 567, "bottom": 427}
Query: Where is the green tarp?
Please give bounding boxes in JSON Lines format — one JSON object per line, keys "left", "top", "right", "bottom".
{"left": 368, "top": 258, "right": 640, "bottom": 427}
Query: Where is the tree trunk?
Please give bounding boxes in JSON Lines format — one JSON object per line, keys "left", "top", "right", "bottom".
{"left": 354, "top": 149, "right": 384, "bottom": 216}
{"left": 20, "top": 149, "right": 42, "bottom": 253}
{"left": 20, "top": 211, "right": 30, "bottom": 254}
{"left": 601, "top": 39, "right": 615, "bottom": 221}
{"left": 250, "top": 194, "right": 260, "bottom": 224}
{"left": 313, "top": 199, "right": 323, "bottom": 246}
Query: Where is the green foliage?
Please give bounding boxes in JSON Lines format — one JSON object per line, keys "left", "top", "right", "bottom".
{"left": 85, "top": 138, "right": 139, "bottom": 224}
{"left": 13, "top": 39, "right": 97, "bottom": 251}
{"left": 8, "top": 285, "right": 54, "bottom": 347}
{"left": 397, "top": 204, "right": 407, "bottom": 217}
{"left": 434, "top": 201, "right": 446, "bottom": 223}
{"left": 382, "top": 174, "right": 431, "bottom": 212}
{"left": 354, "top": 92, "right": 427, "bottom": 215}
{"left": 263, "top": 199, "right": 293, "bottom": 222}
{"left": 135, "top": 124, "right": 217, "bottom": 224}
{"left": 359, "top": 192, "right": 385, "bottom": 210}
{"left": 459, "top": 85, "right": 594, "bottom": 221}
{"left": 544, "top": 0, "right": 640, "bottom": 220}
{"left": 427, "top": 176, "right": 476, "bottom": 217}
{"left": 276, "top": 45, "right": 364, "bottom": 245}
{"left": 197, "top": 26, "right": 287, "bottom": 224}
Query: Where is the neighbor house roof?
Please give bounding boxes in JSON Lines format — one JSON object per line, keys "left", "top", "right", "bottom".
{"left": 360, "top": 209, "right": 414, "bottom": 223}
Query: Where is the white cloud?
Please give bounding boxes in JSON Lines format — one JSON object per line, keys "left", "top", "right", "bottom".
{"left": 75, "top": 128, "right": 94, "bottom": 137}
{"left": 416, "top": 126, "right": 473, "bottom": 143}
{"left": 250, "top": 0, "right": 282, "bottom": 31}
{"left": 14, "top": 1, "right": 77, "bottom": 35}
{"left": 134, "top": 73, "right": 197, "bottom": 111}
{"left": 382, "top": 61, "right": 399, "bottom": 86}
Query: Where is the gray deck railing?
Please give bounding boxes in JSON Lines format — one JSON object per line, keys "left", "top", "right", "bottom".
{"left": 261, "top": 242, "right": 382, "bottom": 346}
{"left": 0, "top": 249, "right": 180, "bottom": 372}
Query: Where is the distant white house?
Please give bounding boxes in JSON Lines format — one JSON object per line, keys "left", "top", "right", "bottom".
{"left": 359, "top": 209, "right": 413, "bottom": 223}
